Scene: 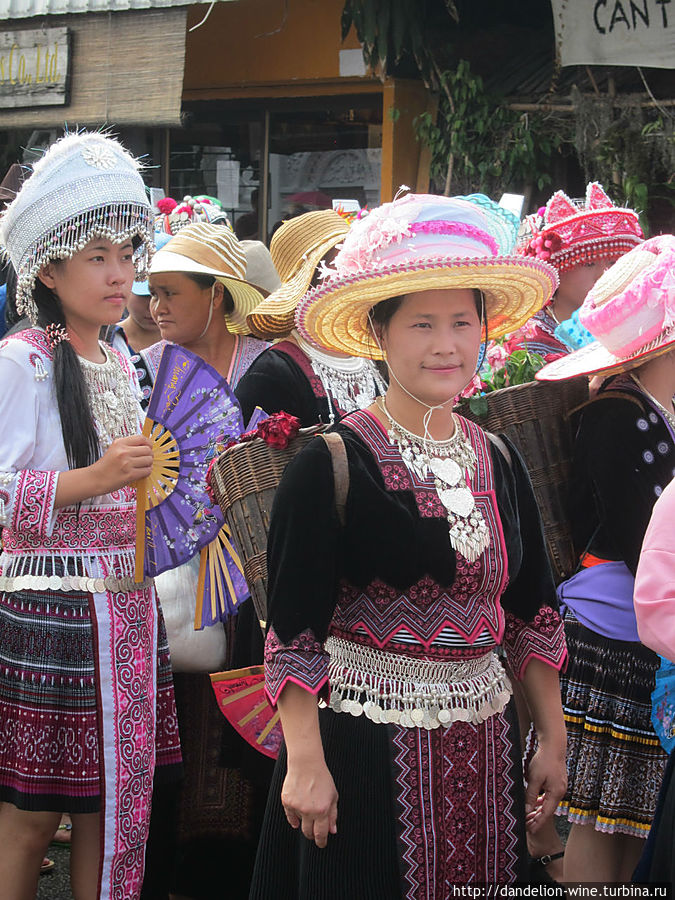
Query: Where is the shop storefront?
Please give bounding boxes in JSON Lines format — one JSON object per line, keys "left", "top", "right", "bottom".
{"left": 0, "top": 0, "right": 431, "bottom": 242}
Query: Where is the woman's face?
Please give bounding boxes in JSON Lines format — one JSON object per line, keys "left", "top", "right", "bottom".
{"left": 126, "top": 291, "right": 160, "bottom": 333}
{"left": 557, "top": 256, "right": 619, "bottom": 311}
{"left": 39, "top": 238, "right": 135, "bottom": 329}
{"left": 377, "top": 288, "right": 482, "bottom": 406}
{"left": 149, "top": 272, "right": 216, "bottom": 344}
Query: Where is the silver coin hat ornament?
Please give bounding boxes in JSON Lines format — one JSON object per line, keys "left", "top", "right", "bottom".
{"left": 0, "top": 131, "right": 154, "bottom": 324}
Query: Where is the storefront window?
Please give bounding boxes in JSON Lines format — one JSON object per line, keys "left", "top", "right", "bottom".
{"left": 172, "top": 96, "right": 382, "bottom": 244}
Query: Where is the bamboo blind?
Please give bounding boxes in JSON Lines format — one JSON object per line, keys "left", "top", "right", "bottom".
{"left": 0, "top": 7, "right": 187, "bottom": 128}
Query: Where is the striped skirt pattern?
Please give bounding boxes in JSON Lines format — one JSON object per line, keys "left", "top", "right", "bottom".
{"left": 558, "top": 611, "right": 667, "bottom": 837}
{"left": 0, "top": 586, "right": 178, "bottom": 812}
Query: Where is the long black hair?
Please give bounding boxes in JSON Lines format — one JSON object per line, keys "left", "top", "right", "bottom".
{"left": 34, "top": 274, "right": 100, "bottom": 471}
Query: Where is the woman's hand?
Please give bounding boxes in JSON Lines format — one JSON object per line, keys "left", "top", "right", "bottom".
{"left": 281, "top": 760, "right": 338, "bottom": 848}
{"left": 92, "top": 435, "right": 154, "bottom": 493}
{"left": 524, "top": 740, "right": 567, "bottom": 834}
{"left": 55, "top": 435, "right": 154, "bottom": 508}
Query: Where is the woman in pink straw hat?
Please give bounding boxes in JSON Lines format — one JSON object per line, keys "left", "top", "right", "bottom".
{"left": 510, "top": 182, "right": 643, "bottom": 362}
{"left": 249, "top": 192, "right": 568, "bottom": 894}
{"left": 536, "top": 234, "right": 675, "bottom": 882}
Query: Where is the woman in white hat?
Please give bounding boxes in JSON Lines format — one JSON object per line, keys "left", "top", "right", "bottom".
{"left": 0, "top": 132, "right": 181, "bottom": 899}
{"left": 143, "top": 222, "right": 269, "bottom": 389}
{"left": 250, "top": 192, "right": 568, "bottom": 894}
{"left": 141, "top": 222, "right": 271, "bottom": 898}
{"left": 536, "top": 235, "right": 675, "bottom": 883}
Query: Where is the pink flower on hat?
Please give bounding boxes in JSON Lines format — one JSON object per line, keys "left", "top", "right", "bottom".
{"left": 334, "top": 208, "right": 412, "bottom": 275}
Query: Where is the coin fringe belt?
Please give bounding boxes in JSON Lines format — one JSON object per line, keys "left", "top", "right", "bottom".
{"left": 325, "top": 635, "right": 512, "bottom": 729}
{"left": 0, "top": 549, "right": 153, "bottom": 594}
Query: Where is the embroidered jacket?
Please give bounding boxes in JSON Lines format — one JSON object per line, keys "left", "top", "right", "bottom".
{"left": 509, "top": 307, "right": 568, "bottom": 363}
{"left": 264, "top": 410, "right": 567, "bottom": 705}
{"left": 0, "top": 328, "right": 144, "bottom": 587}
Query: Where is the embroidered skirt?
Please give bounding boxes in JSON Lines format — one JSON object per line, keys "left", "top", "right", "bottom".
{"left": 0, "top": 586, "right": 180, "bottom": 812}
{"left": 557, "top": 611, "right": 667, "bottom": 837}
{"left": 249, "top": 699, "right": 527, "bottom": 898}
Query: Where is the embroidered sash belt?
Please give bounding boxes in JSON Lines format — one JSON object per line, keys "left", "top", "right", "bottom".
{"left": 325, "top": 635, "right": 512, "bottom": 729}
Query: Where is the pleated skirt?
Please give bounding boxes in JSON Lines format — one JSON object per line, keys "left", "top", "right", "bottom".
{"left": 249, "top": 699, "right": 527, "bottom": 900}
{"left": 557, "top": 611, "right": 667, "bottom": 837}
{"left": 0, "top": 586, "right": 179, "bottom": 812}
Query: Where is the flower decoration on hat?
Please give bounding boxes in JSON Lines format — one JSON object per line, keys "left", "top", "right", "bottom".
{"left": 295, "top": 192, "right": 559, "bottom": 360}
{"left": 155, "top": 194, "right": 232, "bottom": 235}
{"left": 519, "top": 181, "right": 643, "bottom": 275}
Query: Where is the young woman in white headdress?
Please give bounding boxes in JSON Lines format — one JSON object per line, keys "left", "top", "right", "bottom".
{"left": 0, "top": 133, "right": 181, "bottom": 900}
{"left": 250, "top": 193, "right": 568, "bottom": 895}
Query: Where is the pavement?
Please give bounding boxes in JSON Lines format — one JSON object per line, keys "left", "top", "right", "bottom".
{"left": 35, "top": 818, "right": 572, "bottom": 898}
{"left": 38, "top": 844, "right": 73, "bottom": 900}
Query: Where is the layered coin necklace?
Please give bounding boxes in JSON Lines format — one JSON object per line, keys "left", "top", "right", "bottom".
{"left": 293, "top": 330, "right": 388, "bottom": 419}
{"left": 378, "top": 398, "right": 490, "bottom": 562}
{"left": 80, "top": 344, "right": 142, "bottom": 450}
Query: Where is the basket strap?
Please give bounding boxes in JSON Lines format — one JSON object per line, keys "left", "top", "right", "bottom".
{"left": 321, "top": 432, "right": 349, "bottom": 527}
{"left": 487, "top": 432, "right": 512, "bottom": 470}
{"left": 568, "top": 390, "right": 645, "bottom": 418}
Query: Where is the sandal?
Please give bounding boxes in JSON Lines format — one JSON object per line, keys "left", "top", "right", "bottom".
{"left": 529, "top": 851, "right": 565, "bottom": 885}
{"left": 51, "top": 821, "right": 72, "bottom": 845}
{"left": 40, "top": 857, "right": 55, "bottom": 875}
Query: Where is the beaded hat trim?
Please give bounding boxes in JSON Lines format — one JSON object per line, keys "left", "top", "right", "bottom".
{"left": 519, "top": 182, "right": 643, "bottom": 274}
{"left": 0, "top": 133, "right": 153, "bottom": 325}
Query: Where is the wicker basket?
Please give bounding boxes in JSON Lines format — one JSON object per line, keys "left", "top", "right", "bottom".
{"left": 211, "top": 378, "right": 588, "bottom": 622}
{"left": 209, "top": 426, "right": 325, "bottom": 624}
{"left": 462, "top": 377, "right": 589, "bottom": 583}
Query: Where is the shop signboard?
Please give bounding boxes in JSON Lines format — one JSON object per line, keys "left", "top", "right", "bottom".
{"left": 550, "top": 0, "right": 674, "bottom": 67}
{"left": 0, "top": 27, "right": 70, "bottom": 108}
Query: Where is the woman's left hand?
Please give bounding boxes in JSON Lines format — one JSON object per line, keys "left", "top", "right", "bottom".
{"left": 524, "top": 741, "right": 567, "bottom": 834}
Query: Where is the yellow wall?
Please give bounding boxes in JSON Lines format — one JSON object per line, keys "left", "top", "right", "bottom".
{"left": 184, "top": 0, "right": 373, "bottom": 99}
{"left": 381, "top": 79, "right": 435, "bottom": 201}
{"left": 183, "top": 0, "right": 433, "bottom": 194}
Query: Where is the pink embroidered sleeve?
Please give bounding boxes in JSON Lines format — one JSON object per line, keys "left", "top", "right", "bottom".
{"left": 502, "top": 605, "right": 568, "bottom": 680}
{"left": 8, "top": 469, "right": 60, "bottom": 539}
{"left": 264, "top": 626, "right": 330, "bottom": 707}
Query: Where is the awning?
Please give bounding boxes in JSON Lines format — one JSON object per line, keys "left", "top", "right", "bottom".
{"left": 0, "top": 7, "right": 191, "bottom": 127}
{"left": 0, "top": 0, "right": 234, "bottom": 18}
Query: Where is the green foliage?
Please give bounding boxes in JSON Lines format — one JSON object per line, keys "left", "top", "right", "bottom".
{"left": 572, "top": 89, "right": 675, "bottom": 236}
{"left": 456, "top": 343, "right": 546, "bottom": 418}
{"left": 341, "top": 0, "right": 457, "bottom": 82}
{"left": 415, "top": 60, "right": 571, "bottom": 196}
{"left": 504, "top": 349, "right": 546, "bottom": 385}
{"left": 468, "top": 395, "right": 489, "bottom": 417}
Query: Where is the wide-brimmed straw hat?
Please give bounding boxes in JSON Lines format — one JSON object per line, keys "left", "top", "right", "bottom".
{"left": 537, "top": 235, "right": 675, "bottom": 381}
{"left": 150, "top": 222, "right": 267, "bottom": 334}
{"left": 295, "top": 192, "right": 559, "bottom": 360}
{"left": 246, "top": 209, "right": 350, "bottom": 339}
{"left": 240, "top": 240, "right": 281, "bottom": 295}
{"left": 518, "top": 182, "right": 643, "bottom": 274}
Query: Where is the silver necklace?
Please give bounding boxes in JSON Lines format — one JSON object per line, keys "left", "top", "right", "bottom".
{"left": 378, "top": 398, "right": 490, "bottom": 562}
{"left": 631, "top": 374, "right": 675, "bottom": 433}
{"left": 80, "top": 344, "right": 141, "bottom": 451}
{"left": 293, "top": 330, "right": 387, "bottom": 419}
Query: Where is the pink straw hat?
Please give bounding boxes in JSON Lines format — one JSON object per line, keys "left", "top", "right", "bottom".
{"left": 296, "top": 192, "right": 558, "bottom": 360}
{"left": 537, "top": 234, "right": 675, "bottom": 381}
